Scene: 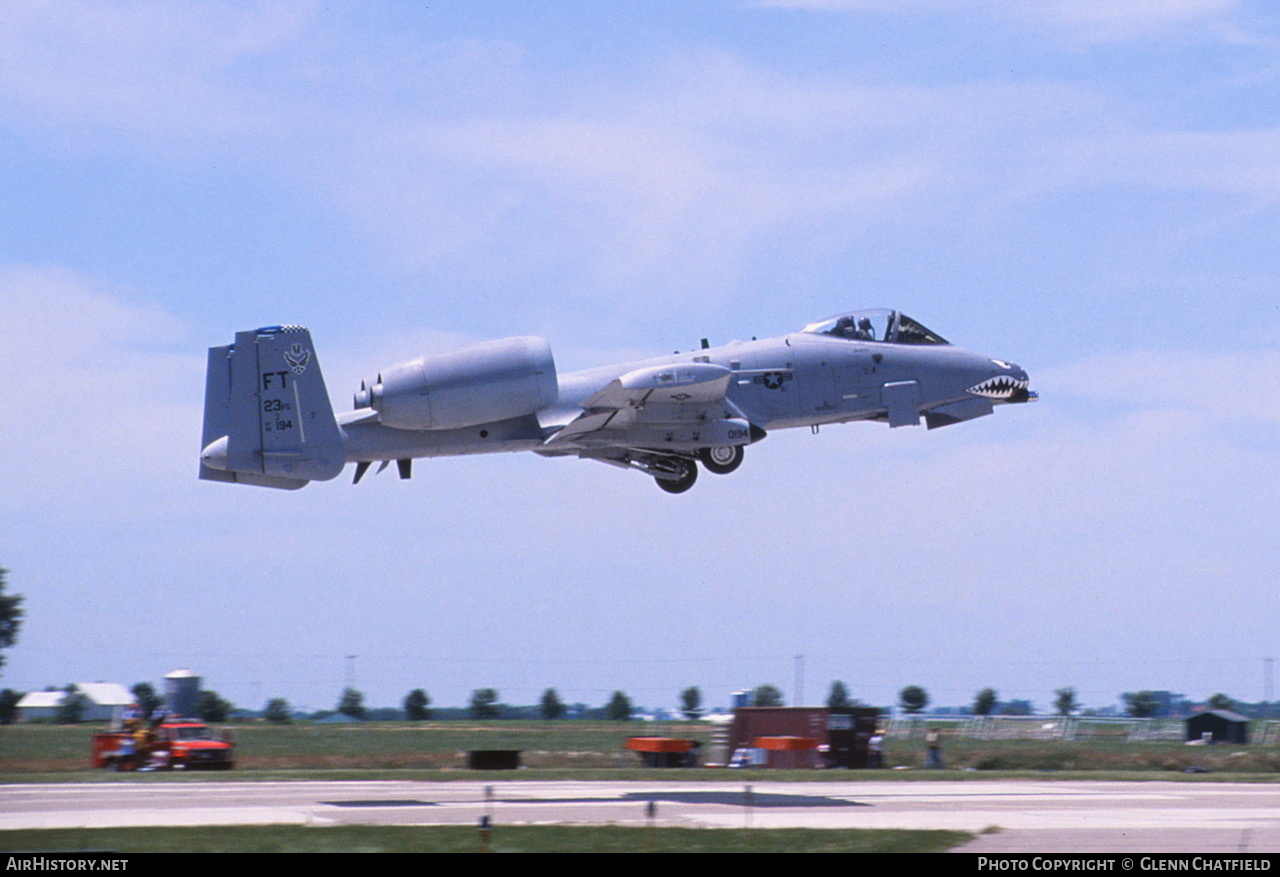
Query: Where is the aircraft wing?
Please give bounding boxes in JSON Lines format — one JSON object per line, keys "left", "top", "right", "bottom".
{"left": 543, "top": 362, "right": 751, "bottom": 451}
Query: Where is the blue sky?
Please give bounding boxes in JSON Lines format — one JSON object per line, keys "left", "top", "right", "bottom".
{"left": 2, "top": 0, "right": 1278, "bottom": 715}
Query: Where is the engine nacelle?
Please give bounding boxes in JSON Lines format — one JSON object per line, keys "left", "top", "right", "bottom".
{"left": 355, "top": 336, "right": 558, "bottom": 431}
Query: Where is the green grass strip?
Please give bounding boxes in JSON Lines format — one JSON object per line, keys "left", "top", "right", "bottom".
{"left": 0, "top": 824, "right": 970, "bottom": 854}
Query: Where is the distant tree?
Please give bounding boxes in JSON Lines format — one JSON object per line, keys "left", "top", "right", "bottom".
{"left": 196, "top": 690, "right": 233, "bottom": 723}
{"left": 605, "top": 690, "right": 633, "bottom": 721}
{"left": 680, "top": 686, "right": 704, "bottom": 720}
{"left": 898, "top": 685, "right": 929, "bottom": 715}
{"left": 827, "top": 681, "right": 852, "bottom": 709}
{"left": 337, "top": 687, "right": 367, "bottom": 719}
{"left": 404, "top": 688, "right": 432, "bottom": 721}
{"left": 470, "top": 688, "right": 500, "bottom": 720}
{"left": 264, "top": 698, "right": 292, "bottom": 723}
{"left": 1206, "top": 692, "right": 1234, "bottom": 711}
{"left": 539, "top": 688, "right": 566, "bottom": 720}
{"left": 1053, "top": 687, "right": 1079, "bottom": 716}
{"left": 1123, "top": 691, "right": 1160, "bottom": 718}
{"left": 132, "top": 682, "right": 162, "bottom": 719}
{"left": 973, "top": 688, "right": 998, "bottom": 716}
{"left": 1119, "top": 690, "right": 1189, "bottom": 718}
{"left": 1001, "top": 699, "right": 1034, "bottom": 716}
{"left": 751, "top": 684, "right": 785, "bottom": 707}
{"left": 0, "top": 688, "right": 20, "bottom": 724}
{"left": 56, "top": 685, "right": 89, "bottom": 724}
{"left": 0, "top": 568, "right": 23, "bottom": 675}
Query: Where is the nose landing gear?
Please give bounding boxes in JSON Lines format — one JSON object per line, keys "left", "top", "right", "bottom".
{"left": 698, "top": 444, "right": 744, "bottom": 475}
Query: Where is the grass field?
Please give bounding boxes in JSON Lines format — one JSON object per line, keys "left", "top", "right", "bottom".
{"left": 0, "top": 824, "right": 971, "bottom": 853}
{"left": 4, "top": 720, "right": 1280, "bottom": 778}
{"left": 8, "top": 722, "right": 1275, "bottom": 854}
{"left": 1, "top": 721, "right": 708, "bottom": 773}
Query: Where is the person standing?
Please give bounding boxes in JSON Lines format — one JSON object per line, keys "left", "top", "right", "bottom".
{"left": 925, "top": 728, "right": 944, "bottom": 769}
{"left": 867, "top": 729, "right": 885, "bottom": 768}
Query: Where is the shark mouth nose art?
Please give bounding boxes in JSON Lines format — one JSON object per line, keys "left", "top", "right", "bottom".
{"left": 968, "top": 375, "right": 1029, "bottom": 399}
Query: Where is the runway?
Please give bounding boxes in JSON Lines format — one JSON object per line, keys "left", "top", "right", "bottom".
{"left": 4, "top": 779, "right": 1280, "bottom": 853}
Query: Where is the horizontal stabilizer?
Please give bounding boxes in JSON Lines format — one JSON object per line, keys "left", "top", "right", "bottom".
{"left": 200, "top": 325, "right": 346, "bottom": 488}
{"left": 200, "top": 468, "right": 309, "bottom": 490}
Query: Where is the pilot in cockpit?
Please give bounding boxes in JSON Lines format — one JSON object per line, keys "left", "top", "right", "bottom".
{"left": 855, "top": 316, "right": 875, "bottom": 341}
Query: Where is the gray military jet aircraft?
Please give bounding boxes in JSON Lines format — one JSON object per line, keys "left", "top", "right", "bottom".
{"left": 200, "top": 309, "right": 1033, "bottom": 493}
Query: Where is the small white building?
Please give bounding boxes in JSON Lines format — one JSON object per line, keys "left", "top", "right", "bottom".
{"left": 16, "top": 683, "right": 134, "bottom": 723}
{"left": 14, "top": 691, "right": 62, "bottom": 722}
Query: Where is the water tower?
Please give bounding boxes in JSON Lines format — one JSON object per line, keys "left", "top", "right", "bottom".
{"left": 164, "top": 669, "right": 201, "bottom": 719}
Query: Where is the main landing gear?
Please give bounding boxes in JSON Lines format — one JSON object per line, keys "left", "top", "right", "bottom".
{"left": 653, "top": 445, "right": 746, "bottom": 493}
{"left": 655, "top": 458, "right": 698, "bottom": 494}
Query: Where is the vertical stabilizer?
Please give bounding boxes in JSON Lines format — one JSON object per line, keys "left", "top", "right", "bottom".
{"left": 199, "top": 325, "right": 346, "bottom": 488}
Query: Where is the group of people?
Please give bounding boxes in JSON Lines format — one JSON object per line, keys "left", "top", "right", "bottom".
{"left": 114, "top": 705, "right": 172, "bottom": 771}
{"left": 863, "top": 727, "right": 946, "bottom": 769}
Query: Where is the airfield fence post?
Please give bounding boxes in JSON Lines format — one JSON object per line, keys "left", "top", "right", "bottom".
{"left": 478, "top": 814, "right": 491, "bottom": 853}
{"left": 743, "top": 784, "right": 754, "bottom": 833}
{"left": 645, "top": 800, "right": 657, "bottom": 853}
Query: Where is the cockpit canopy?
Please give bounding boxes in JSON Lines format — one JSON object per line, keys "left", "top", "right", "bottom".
{"left": 801, "top": 309, "right": 949, "bottom": 345}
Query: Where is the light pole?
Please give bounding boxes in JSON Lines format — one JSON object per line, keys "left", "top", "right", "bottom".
{"left": 344, "top": 654, "right": 358, "bottom": 690}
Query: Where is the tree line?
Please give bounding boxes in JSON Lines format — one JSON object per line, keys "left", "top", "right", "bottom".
{"left": 888, "top": 685, "right": 1267, "bottom": 719}
{"left": 261, "top": 686, "right": 691, "bottom": 724}
{"left": 0, "top": 566, "right": 1263, "bottom": 724}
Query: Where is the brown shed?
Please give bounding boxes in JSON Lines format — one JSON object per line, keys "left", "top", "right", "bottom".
{"left": 729, "top": 706, "right": 880, "bottom": 768}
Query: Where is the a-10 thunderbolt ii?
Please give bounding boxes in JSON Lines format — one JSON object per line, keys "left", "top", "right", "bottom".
{"left": 199, "top": 308, "right": 1034, "bottom": 494}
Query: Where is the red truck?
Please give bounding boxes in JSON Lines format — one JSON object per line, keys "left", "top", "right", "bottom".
{"left": 91, "top": 720, "right": 235, "bottom": 771}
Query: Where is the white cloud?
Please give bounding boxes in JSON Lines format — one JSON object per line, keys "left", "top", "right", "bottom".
{"left": 0, "top": 266, "right": 201, "bottom": 520}
{"left": 753, "top": 0, "right": 1243, "bottom": 42}
{"left": 325, "top": 62, "right": 1095, "bottom": 310}
{"left": 0, "top": 0, "right": 315, "bottom": 143}
{"left": 2, "top": 1, "right": 1274, "bottom": 318}
{"left": 1024, "top": 0, "right": 1240, "bottom": 41}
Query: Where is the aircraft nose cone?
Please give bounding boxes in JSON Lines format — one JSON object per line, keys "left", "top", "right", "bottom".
{"left": 968, "top": 359, "right": 1032, "bottom": 401}
{"left": 1002, "top": 362, "right": 1036, "bottom": 402}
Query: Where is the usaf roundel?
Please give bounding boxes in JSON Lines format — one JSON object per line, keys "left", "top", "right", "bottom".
{"left": 754, "top": 372, "right": 792, "bottom": 390}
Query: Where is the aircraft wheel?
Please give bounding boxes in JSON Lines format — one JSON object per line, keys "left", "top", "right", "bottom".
{"left": 699, "top": 444, "right": 744, "bottom": 475}
{"left": 655, "top": 459, "right": 698, "bottom": 494}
